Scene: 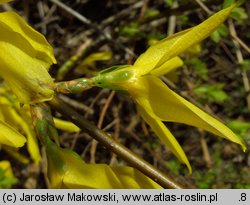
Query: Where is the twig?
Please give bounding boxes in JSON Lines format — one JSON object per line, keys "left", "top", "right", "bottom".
{"left": 90, "top": 91, "right": 116, "bottom": 163}
{"left": 109, "top": 104, "right": 121, "bottom": 165}
{"left": 58, "top": 94, "right": 94, "bottom": 115}
{"left": 48, "top": 0, "right": 135, "bottom": 57}
{"left": 70, "top": 132, "right": 80, "bottom": 150}
{"left": 195, "top": 0, "right": 212, "bottom": 15}
{"left": 228, "top": 19, "right": 250, "bottom": 110}
{"left": 230, "top": 32, "right": 250, "bottom": 55}
{"left": 103, "top": 119, "right": 118, "bottom": 131}
{"left": 48, "top": 0, "right": 91, "bottom": 25}
{"left": 167, "top": 1, "right": 178, "bottom": 36}
{"left": 48, "top": 96, "right": 184, "bottom": 189}
{"left": 80, "top": 140, "right": 92, "bottom": 158}
{"left": 99, "top": 1, "right": 144, "bottom": 30}
{"left": 219, "top": 40, "right": 237, "bottom": 63}
{"left": 139, "top": 0, "right": 149, "bottom": 20}
{"left": 141, "top": 120, "right": 150, "bottom": 137}
{"left": 37, "top": 1, "right": 46, "bottom": 34}
{"left": 56, "top": 39, "right": 92, "bottom": 81}
{"left": 98, "top": 91, "right": 116, "bottom": 129}
{"left": 139, "top": 0, "right": 222, "bottom": 25}
{"left": 23, "top": 0, "right": 30, "bottom": 22}
{"left": 84, "top": 89, "right": 108, "bottom": 118}
{"left": 54, "top": 78, "right": 93, "bottom": 94}
{"left": 35, "top": 3, "right": 58, "bottom": 32}
{"left": 200, "top": 135, "right": 212, "bottom": 168}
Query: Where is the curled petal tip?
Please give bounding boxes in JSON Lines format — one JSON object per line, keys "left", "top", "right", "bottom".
{"left": 242, "top": 144, "right": 247, "bottom": 152}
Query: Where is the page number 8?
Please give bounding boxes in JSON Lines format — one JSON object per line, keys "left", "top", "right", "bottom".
{"left": 240, "top": 193, "right": 246, "bottom": 201}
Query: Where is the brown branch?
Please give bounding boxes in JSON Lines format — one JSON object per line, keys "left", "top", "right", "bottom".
{"left": 90, "top": 90, "right": 116, "bottom": 163}
{"left": 228, "top": 19, "right": 250, "bottom": 110}
{"left": 48, "top": 96, "right": 184, "bottom": 189}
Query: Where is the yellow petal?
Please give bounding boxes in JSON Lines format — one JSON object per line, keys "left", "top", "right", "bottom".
{"left": 150, "top": 56, "right": 183, "bottom": 77}
{"left": 0, "top": 0, "right": 12, "bottom": 4}
{"left": 0, "top": 11, "right": 56, "bottom": 103}
{"left": 183, "top": 43, "right": 202, "bottom": 56}
{"left": 63, "top": 161, "right": 162, "bottom": 188}
{"left": 0, "top": 160, "right": 14, "bottom": 178}
{"left": 0, "top": 96, "right": 41, "bottom": 163}
{"left": 0, "top": 112, "right": 4, "bottom": 122}
{"left": 0, "top": 12, "right": 56, "bottom": 65}
{"left": 54, "top": 118, "right": 80, "bottom": 133}
{"left": 76, "top": 51, "right": 113, "bottom": 75}
{"left": 80, "top": 51, "right": 112, "bottom": 68}
{"left": 62, "top": 162, "right": 123, "bottom": 189}
{"left": 0, "top": 120, "right": 26, "bottom": 147}
{"left": 0, "top": 42, "right": 54, "bottom": 103}
{"left": 19, "top": 105, "right": 41, "bottom": 164}
{"left": 136, "top": 101, "right": 191, "bottom": 173}
{"left": 18, "top": 120, "right": 41, "bottom": 164}
{"left": 134, "top": 4, "right": 236, "bottom": 75}
{"left": 2, "top": 146, "right": 30, "bottom": 164}
{"left": 45, "top": 137, "right": 161, "bottom": 188}
{"left": 110, "top": 166, "right": 162, "bottom": 188}
{"left": 0, "top": 160, "right": 17, "bottom": 188}
{"left": 23, "top": 125, "right": 41, "bottom": 164}
{"left": 136, "top": 76, "right": 246, "bottom": 151}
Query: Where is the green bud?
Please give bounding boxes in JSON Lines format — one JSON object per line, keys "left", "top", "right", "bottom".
{"left": 92, "top": 65, "right": 135, "bottom": 90}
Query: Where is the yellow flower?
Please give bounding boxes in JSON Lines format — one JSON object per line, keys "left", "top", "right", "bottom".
{"left": 0, "top": 120, "right": 26, "bottom": 147}
{"left": 92, "top": 4, "right": 246, "bottom": 173}
{"left": 0, "top": 86, "right": 26, "bottom": 148}
{"left": 0, "top": 85, "right": 80, "bottom": 163}
{"left": 0, "top": 1, "right": 56, "bottom": 103}
{"left": 53, "top": 118, "right": 80, "bottom": 133}
{"left": 45, "top": 137, "right": 161, "bottom": 188}
{"left": 0, "top": 87, "right": 25, "bottom": 150}
{"left": 0, "top": 87, "right": 39, "bottom": 162}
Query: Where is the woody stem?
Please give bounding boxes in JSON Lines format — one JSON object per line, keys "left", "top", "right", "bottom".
{"left": 48, "top": 96, "right": 184, "bottom": 189}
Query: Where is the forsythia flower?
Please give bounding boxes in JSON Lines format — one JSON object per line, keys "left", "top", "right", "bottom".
{"left": 44, "top": 136, "right": 161, "bottom": 188}
{"left": 0, "top": 85, "right": 26, "bottom": 148}
{"left": 0, "top": 86, "right": 39, "bottom": 162}
{"left": 53, "top": 118, "right": 80, "bottom": 133}
{"left": 0, "top": 0, "right": 56, "bottom": 103}
{"left": 92, "top": 4, "right": 246, "bottom": 172}
{"left": 0, "top": 85, "right": 80, "bottom": 163}
{"left": 0, "top": 120, "right": 26, "bottom": 147}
